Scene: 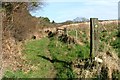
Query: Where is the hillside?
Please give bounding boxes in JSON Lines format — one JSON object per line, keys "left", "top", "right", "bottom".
{"left": 3, "top": 20, "right": 120, "bottom": 79}
{"left": 1, "top": 2, "right": 120, "bottom": 79}
{"left": 1, "top": 2, "right": 44, "bottom": 79}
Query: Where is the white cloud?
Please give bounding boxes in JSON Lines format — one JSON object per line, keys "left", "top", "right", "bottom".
{"left": 30, "top": 0, "right": 119, "bottom": 22}
{"left": 46, "top": 0, "right": 119, "bottom": 3}
{"left": 53, "top": 1, "right": 118, "bottom": 22}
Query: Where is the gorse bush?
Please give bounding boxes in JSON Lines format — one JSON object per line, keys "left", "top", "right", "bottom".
{"left": 110, "top": 29, "right": 120, "bottom": 58}
{"left": 111, "top": 38, "right": 120, "bottom": 58}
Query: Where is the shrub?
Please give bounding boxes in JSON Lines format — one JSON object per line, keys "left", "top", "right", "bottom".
{"left": 110, "top": 38, "right": 120, "bottom": 58}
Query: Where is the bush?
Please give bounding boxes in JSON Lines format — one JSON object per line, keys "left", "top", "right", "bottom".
{"left": 55, "top": 63, "right": 75, "bottom": 78}
{"left": 110, "top": 38, "right": 120, "bottom": 58}
{"left": 48, "top": 37, "right": 89, "bottom": 78}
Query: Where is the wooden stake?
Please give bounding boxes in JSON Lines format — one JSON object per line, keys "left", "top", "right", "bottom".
{"left": 90, "top": 18, "right": 99, "bottom": 62}
{"left": 76, "top": 29, "right": 78, "bottom": 40}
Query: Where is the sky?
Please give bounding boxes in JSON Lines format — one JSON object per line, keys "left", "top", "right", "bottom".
{"left": 29, "top": 0, "right": 120, "bottom": 23}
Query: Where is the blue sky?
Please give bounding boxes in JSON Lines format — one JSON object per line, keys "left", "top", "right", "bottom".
{"left": 29, "top": 0, "right": 119, "bottom": 23}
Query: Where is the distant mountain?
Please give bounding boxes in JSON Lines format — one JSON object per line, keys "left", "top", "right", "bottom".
{"left": 73, "top": 17, "right": 89, "bottom": 22}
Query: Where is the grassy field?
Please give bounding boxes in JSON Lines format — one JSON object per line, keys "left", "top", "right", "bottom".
{"left": 3, "top": 22, "right": 120, "bottom": 79}
{"left": 3, "top": 35, "right": 90, "bottom": 78}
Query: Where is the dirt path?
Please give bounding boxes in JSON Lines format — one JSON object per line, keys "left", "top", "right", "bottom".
{"left": 44, "top": 39, "right": 57, "bottom": 78}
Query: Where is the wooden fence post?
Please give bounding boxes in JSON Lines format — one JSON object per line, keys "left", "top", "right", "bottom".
{"left": 75, "top": 29, "right": 78, "bottom": 40}
{"left": 0, "top": 10, "right": 3, "bottom": 80}
{"left": 90, "top": 18, "right": 99, "bottom": 62}
{"left": 64, "top": 27, "right": 67, "bottom": 35}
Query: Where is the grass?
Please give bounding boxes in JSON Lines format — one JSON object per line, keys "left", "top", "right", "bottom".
{"left": 99, "top": 24, "right": 120, "bottom": 58}
{"left": 4, "top": 38, "right": 55, "bottom": 78}
{"left": 23, "top": 38, "right": 49, "bottom": 60}
{"left": 48, "top": 37, "right": 90, "bottom": 78}
{"left": 3, "top": 22, "right": 120, "bottom": 79}
{"left": 22, "top": 38, "right": 55, "bottom": 78}
{"left": 3, "top": 70, "right": 28, "bottom": 78}
{"left": 68, "top": 30, "right": 76, "bottom": 37}
{"left": 48, "top": 37, "right": 89, "bottom": 62}
{"left": 111, "top": 37, "right": 120, "bottom": 58}
{"left": 3, "top": 35, "right": 90, "bottom": 78}
{"left": 112, "top": 72, "right": 120, "bottom": 79}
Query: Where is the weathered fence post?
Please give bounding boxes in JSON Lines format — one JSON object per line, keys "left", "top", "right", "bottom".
{"left": 75, "top": 29, "right": 78, "bottom": 40}
{"left": 90, "top": 18, "right": 99, "bottom": 62}
{"left": 64, "top": 27, "right": 67, "bottom": 35}
{"left": 0, "top": 9, "right": 3, "bottom": 80}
